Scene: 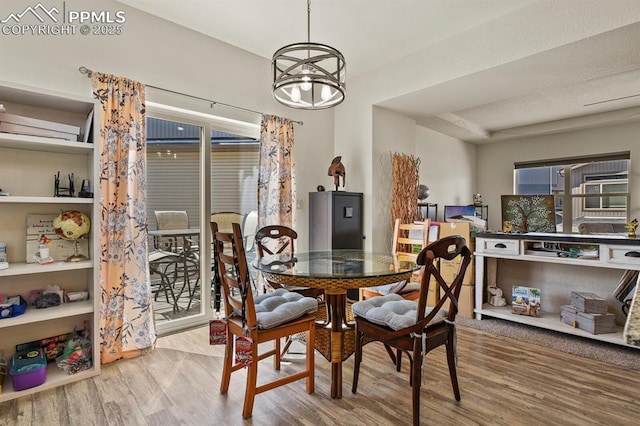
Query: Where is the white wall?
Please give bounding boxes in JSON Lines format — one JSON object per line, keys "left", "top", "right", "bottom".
{"left": 477, "top": 121, "right": 640, "bottom": 230}
{"left": 0, "top": 0, "right": 334, "bottom": 251}
{"left": 369, "top": 108, "right": 476, "bottom": 252}
{"left": 415, "top": 126, "right": 477, "bottom": 220}
{"left": 371, "top": 106, "right": 416, "bottom": 252}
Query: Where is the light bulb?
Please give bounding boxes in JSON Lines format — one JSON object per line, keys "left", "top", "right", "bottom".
{"left": 300, "top": 66, "right": 312, "bottom": 91}
{"left": 321, "top": 85, "right": 332, "bottom": 101}
{"left": 290, "top": 85, "right": 301, "bottom": 102}
{"left": 300, "top": 79, "right": 312, "bottom": 92}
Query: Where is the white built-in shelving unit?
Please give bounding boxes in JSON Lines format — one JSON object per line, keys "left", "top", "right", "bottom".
{"left": 0, "top": 81, "right": 100, "bottom": 402}
{"left": 475, "top": 232, "right": 640, "bottom": 348}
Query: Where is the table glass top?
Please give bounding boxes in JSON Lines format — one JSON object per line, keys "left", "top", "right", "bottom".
{"left": 254, "top": 249, "right": 418, "bottom": 280}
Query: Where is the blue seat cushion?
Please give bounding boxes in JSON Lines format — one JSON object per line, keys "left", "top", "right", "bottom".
{"left": 246, "top": 288, "right": 318, "bottom": 329}
{"left": 351, "top": 293, "right": 447, "bottom": 331}
{"left": 365, "top": 281, "right": 421, "bottom": 295}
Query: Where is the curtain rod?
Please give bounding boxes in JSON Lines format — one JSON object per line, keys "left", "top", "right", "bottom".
{"left": 78, "top": 66, "right": 303, "bottom": 125}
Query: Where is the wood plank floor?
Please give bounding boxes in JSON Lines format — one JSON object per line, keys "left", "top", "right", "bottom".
{"left": 1, "top": 325, "right": 639, "bottom": 425}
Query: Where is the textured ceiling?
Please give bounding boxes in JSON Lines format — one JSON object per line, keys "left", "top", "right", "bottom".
{"left": 117, "top": 0, "right": 640, "bottom": 143}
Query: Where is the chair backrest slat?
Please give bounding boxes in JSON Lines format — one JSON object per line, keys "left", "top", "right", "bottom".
{"left": 255, "top": 225, "right": 297, "bottom": 257}
{"left": 211, "top": 221, "right": 256, "bottom": 327}
{"left": 415, "top": 235, "right": 472, "bottom": 326}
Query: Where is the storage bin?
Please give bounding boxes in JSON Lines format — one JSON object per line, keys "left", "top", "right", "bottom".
{"left": 0, "top": 295, "right": 27, "bottom": 319}
{"left": 10, "top": 348, "right": 47, "bottom": 391}
{"left": 570, "top": 291, "right": 607, "bottom": 314}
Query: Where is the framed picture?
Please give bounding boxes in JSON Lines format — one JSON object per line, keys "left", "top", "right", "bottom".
{"left": 26, "top": 214, "right": 89, "bottom": 263}
{"left": 444, "top": 205, "right": 478, "bottom": 221}
{"left": 501, "top": 194, "right": 556, "bottom": 233}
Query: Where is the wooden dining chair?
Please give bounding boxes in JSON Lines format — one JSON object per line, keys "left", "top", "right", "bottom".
{"left": 255, "top": 225, "right": 324, "bottom": 357}
{"left": 211, "top": 222, "right": 317, "bottom": 419}
{"left": 210, "top": 212, "right": 243, "bottom": 311}
{"left": 359, "top": 218, "right": 430, "bottom": 301}
{"left": 351, "top": 236, "right": 472, "bottom": 426}
{"left": 255, "top": 225, "right": 324, "bottom": 299}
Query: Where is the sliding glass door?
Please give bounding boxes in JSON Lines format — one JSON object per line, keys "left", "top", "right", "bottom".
{"left": 145, "top": 109, "right": 260, "bottom": 334}
{"left": 146, "top": 116, "right": 204, "bottom": 333}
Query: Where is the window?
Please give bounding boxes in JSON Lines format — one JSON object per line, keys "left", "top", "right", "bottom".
{"left": 583, "top": 181, "right": 627, "bottom": 210}
{"left": 514, "top": 152, "right": 630, "bottom": 233}
{"left": 210, "top": 130, "right": 259, "bottom": 214}
{"left": 146, "top": 118, "right": 260, "bottom": 222}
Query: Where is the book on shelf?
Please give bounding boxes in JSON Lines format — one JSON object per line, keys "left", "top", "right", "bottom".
{"left": 82, "top": 109, "right": 94, "bottom": 143}
{"left": 0, "top": 122, "right": 77, "bottom": 141}
{"left": 613, "top": 269, "right": 639, "bottom": 302}
{"left": 0, "top": 112, "right": 80, "bottom": 135}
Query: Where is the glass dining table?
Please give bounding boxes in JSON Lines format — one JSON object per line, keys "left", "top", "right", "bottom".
{"left": 254, "top": 249, "right": 418, "bottom": 398}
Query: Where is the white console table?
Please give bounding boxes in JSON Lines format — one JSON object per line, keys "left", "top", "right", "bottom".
{"left": 474, "top": 232, "right": 640, "bottom": 348}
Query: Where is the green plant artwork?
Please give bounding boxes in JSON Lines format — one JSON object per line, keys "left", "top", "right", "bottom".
{"left": 501, "top": 194, "right": 556, "bottom": 232}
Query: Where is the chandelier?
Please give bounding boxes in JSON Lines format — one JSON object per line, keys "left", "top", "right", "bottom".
{"left": 272, "top": 0, "right": 346, "bottom": 110}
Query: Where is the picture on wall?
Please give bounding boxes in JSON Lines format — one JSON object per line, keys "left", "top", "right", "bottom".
{"left": 501, "top": 194, "right": 556, "bottom": 233}
{"left": 444, "top": 205, "right": 478, "bottom": 221}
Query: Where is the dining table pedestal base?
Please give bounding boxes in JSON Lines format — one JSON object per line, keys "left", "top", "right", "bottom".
{"left": 313, "top": 290, "right": 356, "bottom": 398}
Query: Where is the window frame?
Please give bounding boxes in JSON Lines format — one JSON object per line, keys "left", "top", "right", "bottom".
{"left": 145, "top": 102, "right": 260, "bottom": 335}
{"left": 514, "top": 152, "right": 630, "bottom": 233}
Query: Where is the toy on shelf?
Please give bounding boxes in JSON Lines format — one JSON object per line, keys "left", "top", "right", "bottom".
{"left": 488, "top": 285, "right": 506, "bottom": 307}
{"left": 33, "top": 235, "right": 54, "bottom": 265}
{"left": 625, "top": 218, "right": 638, "bottom": 238}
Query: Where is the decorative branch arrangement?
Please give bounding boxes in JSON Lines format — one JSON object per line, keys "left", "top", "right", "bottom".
{"left": 390, "top": 152, "right": 420, "bottom": 240}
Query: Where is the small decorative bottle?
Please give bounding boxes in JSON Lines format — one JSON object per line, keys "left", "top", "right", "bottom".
{"left": 39, "top": 243, "right": 50, "bottom": 260}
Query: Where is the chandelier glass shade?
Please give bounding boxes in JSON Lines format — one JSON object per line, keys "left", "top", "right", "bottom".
{"left": 272, "top": 1, "right": 346, "bottom": 109}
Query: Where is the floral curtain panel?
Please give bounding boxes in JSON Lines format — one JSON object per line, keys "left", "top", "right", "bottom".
{"left": 257, "top": 115, "right": 296, "bottom": 229}
{"left": 91, "top": 72, "right": 156, "bottom": 364}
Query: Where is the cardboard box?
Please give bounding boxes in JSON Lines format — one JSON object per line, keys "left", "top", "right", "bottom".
{"left": 438, "top": 222, "right": 472, "bottom": 246}
{"left": 438, "top": 222, "right": 474, "bottom": 285}
{"left": 440, "top": 284, "right": 474, "bottom": 318}
{"left": 512, "top": 285, "right": 541, "bottom": 317}
{"left": 426, "top": 284, "right": 440, "bottom": 307}
{"left": 458, "top": 284, "right": 475, "bottom": 318}
{"left": 440, "top": 257, "right": 474, "bottom": 286}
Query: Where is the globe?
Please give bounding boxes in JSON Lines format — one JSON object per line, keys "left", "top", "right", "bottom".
{"left": 418, "top": 184, "right": 430, "bottom": 200}
{"left": 53, "top": 210, "right": 90, "bottom": 262}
